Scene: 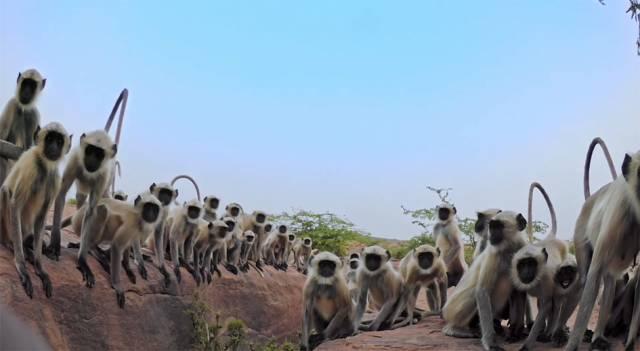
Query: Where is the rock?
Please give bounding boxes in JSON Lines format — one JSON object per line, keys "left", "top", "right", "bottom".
{"left": 0, "top": 206, "right": 305, "bottom": 351}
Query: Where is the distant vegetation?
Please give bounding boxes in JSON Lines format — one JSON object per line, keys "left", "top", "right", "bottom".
{"left": 270, "top": 186, "right": 549, "bottom": 264}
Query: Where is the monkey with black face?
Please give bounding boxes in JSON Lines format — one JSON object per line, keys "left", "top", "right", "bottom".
{"left": 473, "top": 209, "right": 502, "bottom": 261}
{"left": 263, "top": 224, "right": 290, "bottom": 271}
{"left": 286, "top": 231, "right": 297, "bottom": 267}
{"left": 221, "top": 202, "right": 244, "bottom": 274}
{"left": 47, "top": 130, "right": 117, "bottom": 267}
{"left": 210, "top": 216, "right": 236, "bottom": 276}
{"left": 292, "top": 237, "right": 313, "bottom": 274}
{"left": 203, "top": 195, "right": 219, "bottom": 221}
{"left": 238, "top": 230, "right": 257, "bottom": 272}
{"left": 301, "top": 251, "right": 355, "bottom": 351}
{"left": 142, "top": 182, "right": 178, "bottom": 285}
{"left": 167, "top": 199, "right": 203, "bottom": 283}
{"left": 0, "top": 69, "right": 46, "bottom": 184}
{"left": 240, "top": 210, "right": 267, "bottom": 268}
{"left": 192, "top": 219, "right": 228, "bottom": 285}
{"left": 71, "top": 193, "right": 161, "bottom": 307}
{"left": 355, "top": 245, "right": 405, "bottom": 332}
{"left": 434, "top": 203, "right": 468, "bottom": 287}
{"left": 443, "top": 211, "right": 528, "bottom": 351}
{"left": 394, "top": 244, "right": 447, "bottom": 328}
{"left": 565, "top": 149, "right": 640, "bottom": 351}
{"left": 344, "top": 252, "right": 361, "bottom": 303}
{"left": 0, "top": 122, "right": 71, "bottom": 298}
{"left": 113, "top": 190, "right": 127, "bottom": 201}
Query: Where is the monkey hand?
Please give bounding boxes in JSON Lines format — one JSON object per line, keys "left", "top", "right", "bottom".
{"left": 159, "top": 266, "right": 171, "bottom": 288}
{"left": 625, "top": 339, "right": 635, "bottom": 351}
{"left": 36, "top": 271, "right": 53, "bottom": 298}
{"left": 256, "top": 259, "right": 263, "bottom": 269}
{"left": 44, "top": 235, "right": 61, "bottom": 261}
{"left": 590, "top": 337, "right": 610, "bottom": 351}
{"left": 204, "top": 270, "right": 212, "bottom": 285}
{"left": 124, "top": 267, "right": 137, "bottom": 285}
{"left": 174, "top": 266, "right": 182, "bottom": 283}
{"left": 17, "top": 265, "right": 34, "bottom": 299}
{"left": 112, "top": 286, "right": 125, "bottom": 309}
{"left": 138, "top": 263, "right": 148, "bottom": 281}
{"left": 76, "top": 257, "right": 95, "bottom": 288}
{"left": 192, "top": 270, "right": 202, "bottom": 286}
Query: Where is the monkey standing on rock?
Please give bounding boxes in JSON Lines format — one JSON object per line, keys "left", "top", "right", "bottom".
{"left": 0, "top": 69, "right": 46, "bottom": 184}
{"left": 0, "top": 122, "right": 71, "bottom": 299}
{"left": 434, "top": 203, "right": 468, "bottom": 287}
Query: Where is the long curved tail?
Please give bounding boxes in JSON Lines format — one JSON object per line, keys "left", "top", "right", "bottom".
{"left": 527, "top": 182, "right": 558, "bottom": 241}
{"left": 104, "top": 89, "right": 128, "bottom": 197}
{"left": 583, "top": 137, "right": 617, "bottom": 200}
{"left": 110, "top": 160, "right": 122, "bottom": 196}
{"left": 171, "top": 174, "right": 201, "bottom": 205}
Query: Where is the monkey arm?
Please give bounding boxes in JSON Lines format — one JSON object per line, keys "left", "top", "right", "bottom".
{"left": 475, "top": 287, "right": 498, "bottom": 350}
{"left": 368, "top": 295, "right": 399, "bottom": 331}
{"left": 0, "top": 99, "right": 16, "bottom": 141}
{"left": 355, "top": 283, "right": 369, "bottom": 326}
{"left": 131, "top": 239, "right": 147, "bottom": 280}
{"left": 444, "top": 238, "right": 461, "bottom": 266}
{"left": 323, "top": 307, "right": 349, "bottom": 339}
{"left": 301, "top": 298, "right": 313, "bottom": 350}
{"left": 48, "top": 164, "right": 76, "bottom": 257}
{"left": 153, "top": 223, "right": 166, "bottom": 269}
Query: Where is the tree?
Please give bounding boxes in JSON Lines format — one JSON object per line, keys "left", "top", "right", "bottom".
{"left": 600, "top": 0, "right": 640, "bottom": 55}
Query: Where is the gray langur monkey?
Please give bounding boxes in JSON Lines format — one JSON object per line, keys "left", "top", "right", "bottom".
{"left": 238, "top": 230, "right": 256, "bottom": 273}
{"left": 434, "top": 203, "right": 468, "bottom": 287}
{"left": 443, "top": 211, "right": 528, "bottom": 351}
{"left": 202, "top": 195, "right": 219, "bottom": 221}
{"left": 286, "top": 231, "right": 297, "bottom": 265}
{"left": 0, "top": 122, "right": 71, "bottom": 298}
{"left": 70, "top": 193, "right": 161, "bottom": 308}
{"left": 293, "top": 237, "right": 313, "bottom": 274}
{"left": 605, "top": 264, "right": 638, "bottom": 341}
{"left": 166, "top": 199, "right": 203, "bottom": 283}
{"left": 301, "top": 252, "right": 355, "bottom": 351}
{"left": 221, "top": 202, "right": 244, "bottom": 274}
{"left": 565, "top": 146, "right": 640, "bottom": 351}
{"left": 210, "top": 216, "right": 236, "bottom": 276}
{"left": 344, "top": 252, "right": 361, "bottom": 303}
{"left": 355, "top": 245, "right": 405, "bottom": 332}
{"left": 192, "top": 219, "right": 228, "bottom": 285}
{"left": 113, "top": 190, "right": 128, "bottom": 201}
{"left": 240, "top": 210, "right": 267, "bottom": 269}
{"left": 0, "top": 69, "right": 46, "bottom": 184}
{"left": 473, "top": 209, "right": 502, "bottom": 261}
{"left": 393, "top": 244, "right": 447, "bottom": 329}
{"left": 143, "top": 182, "right": 178, "bottom": 285}
{"left": 262, "top": 224, "right": 290, "bottom": 271}
{"left": 511, "top": 182, "right": 579, "bottom": 351}
{"left": 47, "top": 130, "right": 117, "bottom": 264}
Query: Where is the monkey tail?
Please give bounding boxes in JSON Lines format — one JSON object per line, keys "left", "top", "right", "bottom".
{"left": 104, "top": 88, "right": 128, "bottom": 194}
{"left": 44, "top": 216, "right": 73, "bottom": 231}
{"left": 110, "top": 160, "right": 122, "bottom": 196}
{"left": 527, "top": 182, "right": 558, "bottom": 240}
{"left": 170, "top": 174, "right": 201, "bottom": 205}
{"left": 583, "top": 137, "right": 617, "bottom": 200}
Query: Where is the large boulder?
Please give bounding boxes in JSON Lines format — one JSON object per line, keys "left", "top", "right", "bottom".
{"left": 0, "top": 206, "right": 305, "bottom": 351}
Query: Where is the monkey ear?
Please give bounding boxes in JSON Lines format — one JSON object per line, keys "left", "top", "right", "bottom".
{"left": 16, "top": 72, "right": 21, "bottom": 84}
{"left": 208, "top": 222, "right": 213, "bottom": 229}
{"left": 386, "top": 250, "right": 391, "bottom": 260}
{"left": 68, "top": 134, "right": 73, "bottom": 146}
{"left": 476, "top": 212, "right": 485, "bottom": 220}
{"left": 516, "top": 213, "right": 527, "bottom": 231}
{"left": 452, "top": 206, "right": 457, "bottom": 214}
{"left": 541, "top": 248, "right": 548, "bottom": 262}
{"left": 41, "top": 78, "right": 46, "bottom": 90}
{"left": 111, "top": 144, "right": 118, "bottom": 157}
{"left": 203, "top": 196, "right": 208, "bottom": 202}
{"left": 134, "top": 195, "right": 142, "bottom": 206}
{"left": 622, "top": 153, "right": 632, "bottom": 180}
{"left": 436, "top": 247, "right": 441, "bottom": 257}
{"left": 33, "top": 125, "right": 41, "bottom": 144}
{"left": 150, "top": 183, "right": 156, "bottom": 192}
{"left": 80, "top": 133, "right": 86, "bottom": 141}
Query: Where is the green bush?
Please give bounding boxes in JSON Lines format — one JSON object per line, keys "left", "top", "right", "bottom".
{"left": 388, "top": 234, "right": 435, "bottom": 259}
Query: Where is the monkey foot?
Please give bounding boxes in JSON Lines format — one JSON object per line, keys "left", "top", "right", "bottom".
{"left": 308, "top": 334, "right": 326, "bottom": 350}
{"left": 138, "top": 264, "right": 148, "bottom": 281}
{"left": 114, "top": 289, "right": 125, "bottom": 309}
{"left": 192, "top": 271, "right": 202, "bottom": 286}
{"left": 583, "top": 329, "right": 594, "bottom": 343}
{"left": 489, "top": 347, "right": 505, "bottom": 351}
{"left": 256, "top": 260, "right": 263, "bottom": 269}
{"left": 36, "top": 272, "right": 53, "bottom": 298}
{"left": 43, "top": 243, "right": 61, "bottom": 261}
{"left": 124, "top": 267, "right": 136, "bottom": 285}
{"left": 159, "top": 266, "right": 171, "bottom": 287}
{"left": 77, "top": 258, "right": 96, "bottom": 288}
{"left": 173, "top": 267, "right": 182, "bottom": 283}
{"left": 590, "top": 337, "right": 610, "bottom": 351}
{"left": 213, "top": 265, "right": 222, "bottom": 277}
{"left": 224, "top": 264, "right": 239, "bottom": 275}
{"left": 18, "top": 270, "right": 34, "bottom": 299}
{"left": 551, "top": 328, "right": 569, "bottom": 347}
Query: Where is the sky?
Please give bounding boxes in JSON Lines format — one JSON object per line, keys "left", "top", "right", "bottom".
{"left": 1, "top": 1, "right": 638, "bottom": 240}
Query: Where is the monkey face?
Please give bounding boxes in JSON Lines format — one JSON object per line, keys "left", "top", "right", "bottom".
{"left": 255, "top": 212, "right": 266, "bottom": 224}
{"left": 278, "top": 225, "right": 287, "bottom": 234}
{"left": 225, "top": 220, "right": 236, "bottom": 232}
{"left": 364, "top": 254, "right": 382, "bottom": 272}
{"left": 438, "top": 207, "right": 451, "bottom": 221}
{"left": 187, "top": 206, "right": 201, "bottom": 220}
{"left": 318, "top": 259, "right": 337, "bottom": 278}
{"left": 516, "top": 257, "right": 539, "bottom": 284}
{"left": 83, "top": 144, "right": 106, "bottom": 173}
{"left": 18, "top": 78, "right": 39, "bottom": 105}
{"left": 555, "top": 265, "right": 577, "bottom": 289}
{"left": 43, "top": 131, "right": 66, "bottom": 161}
{"left": 475, "top": 209, "right": 501, "bottom": 234}
{"left": 141, "top": 202, "right": 160, "bottom": 223}
{"left": 230, "top": 206, "right": 240, "bottom": 217}
{"left": 622, "top": 152, "right": 640, "bottom": 200}
{"left": 349, "top": 259, "right": 359, "bottom": 270}
{"left": 488, "top": 220, "right": 505, "bottom": 245}
{"left": 245, "top": 232, "right": 255, "bottom": 243}
{"left": 417, "top": 251, "right": 435, "bottom": 270}
{"left": 303, "top": 238, "right": 312, "bottom": 246}
{"left": 264, "top": 223, "right": 273, "bottom": 232}
{"left": 288, "top": 234, "right": 296, "bottom": 242}
{"left": 157, "top": 188, "right": 174, "bottom": 206}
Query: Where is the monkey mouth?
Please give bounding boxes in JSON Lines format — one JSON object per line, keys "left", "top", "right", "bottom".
{"left": 187, "top": 207, "right": 201, "bottom": 219}
{"left": 256, "top": 213, "right": 266, "bottom": 223}
{"left": 438, "top": 211, "right": 449, "bottom": 221}
{"left": 318, "top": 260, "right": 336, "bottom": 278}
{"left": 304, "top": 240, "right": 311, "bottom": 245}
{"left": 560, "top": 280, "right": 572, "bottom": 289}
{"left": 210, "top": 199, "right": 219, "bottom": 209}
{"left": 365, "top": 255, "right": 382, "bottom": 272}
{"left": 246, "top": 237, "right": 255, "bottom": 243}
{"left": 264, "top": 225, "right": 273, "bottom": 232}
{"left": 517, "top": 258, "right": 538, "bottom": 284}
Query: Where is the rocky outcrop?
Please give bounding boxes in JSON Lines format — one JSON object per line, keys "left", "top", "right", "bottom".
{"left": 0, "top": 206, "right": 305, "bottom": 351}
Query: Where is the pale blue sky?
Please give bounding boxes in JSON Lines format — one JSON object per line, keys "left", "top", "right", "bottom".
{"left": 1, "top": 1, "right": 638, "bottom": 239}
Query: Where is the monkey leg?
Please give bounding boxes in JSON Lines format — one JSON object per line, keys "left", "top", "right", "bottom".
{"left": 170, "top": 238, "right": 182, "bottom": 283}
{"left": 191, "top": 247, "right": 202, "bottom": 286}
{"left": 506, "top": 291, "right": 527, "bottom": 343}
{"left": 121, "top": 247, "right": 136, "bottom": 285}
{"left": 110, "top": 245, "right": 126, "bottom": 309}
{"left": 9, "top": 200, "right": 33, "bottom": 298}
{"left": 76, "top": 204, "right": 107, "bottom": 288}
{"left": 519, "top": 299, "right": 551, "bottom": 351}
{"left": 92, "top": 246, "right": 112, "bottom": 273}
{"left": 624, "top": 274, "right": 640, "bottom": 351}
{"left": 131, "top": 240, "right": 148, "bottom": 281}
{"left": 565, "top": 263, "right": 603, "bottom": 351}
{"left": 590, "top": 274, "right": 616, "bottom": 350}
{"left": 475, "top": 288, "right": 502, "bottom": 350}
{"left": 75, "top": 192, "right": 87, "bottom": 209}
{"left": 32, "top": 210, "right": 52, "bottom": 298}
